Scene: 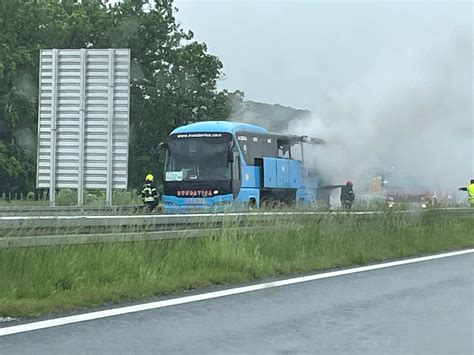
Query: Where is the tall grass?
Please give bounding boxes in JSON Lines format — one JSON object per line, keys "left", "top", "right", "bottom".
{"left": 0, "top": 199, "right": 49, "bottom": 207}
{"left": 55, "top": 189, "right": 142, "bottom": 206}
{"left": 0, "top": 189, "right": 142, "bottom": 207}
{"left": 0, "top": 211, "right": 472, "bottom": 317}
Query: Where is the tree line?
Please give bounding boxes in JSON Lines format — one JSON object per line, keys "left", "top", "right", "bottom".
{"left": 0, "top": 0, "right": 242, "bottom": 192}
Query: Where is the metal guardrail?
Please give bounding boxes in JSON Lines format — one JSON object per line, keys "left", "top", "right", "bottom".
{"left": 0, "top": 211, "right": 328, "bottom": 230}
{"left": 0, "top": 208, "right": 472, "bottom": 230}
{"left": 0, "top": 229, "right": 216, "bottom": 249}
{"left": 0, "top": 205, "right": 147, "bottom": 217}
{"left": 0, "top": 226, "right": 278, "bottom": 249}
{"left": 0, "top": 208, "right": 472, "bottom": 249}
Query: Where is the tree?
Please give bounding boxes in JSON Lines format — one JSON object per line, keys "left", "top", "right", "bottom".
{"left": 0, "top": 0, "right": 237, "bottom": 192}
{"left": 0, "top": 0, "right": 112, "bottom": 191}
{"left": 98, "top": 0, "right": 237, "bottom": 186}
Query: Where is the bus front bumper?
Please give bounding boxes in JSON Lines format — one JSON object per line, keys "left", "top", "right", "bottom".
{"left": 162, "top": 194, "right": 234, "bottom": 214}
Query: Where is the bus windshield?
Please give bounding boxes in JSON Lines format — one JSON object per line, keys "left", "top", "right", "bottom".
{"left": 165, "top": 133, "right": 232, "bottom": 182}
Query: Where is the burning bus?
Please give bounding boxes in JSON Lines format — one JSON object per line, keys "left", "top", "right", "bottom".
{"left": 160, "top": 121, "right": 325, "bottom": 213}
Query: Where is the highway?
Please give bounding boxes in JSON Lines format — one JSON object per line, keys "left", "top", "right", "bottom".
{"left": 1, "top": 251, "right": 472, "bottom": 353}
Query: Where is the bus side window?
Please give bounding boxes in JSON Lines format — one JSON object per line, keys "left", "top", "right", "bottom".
{"left": 291, "top": 143, "right": 303, "bottom": 161}
{"left": 250, "top": 137, "right": 263, "bottom": 165}
{"left": 237, "top": 135, "right": 250, "bottom": 164}
{"left": 277, "top": 139, "right": 290, "bottom": 158}
{"left": 263, "top": 136, "right": 277, "bottom": 157}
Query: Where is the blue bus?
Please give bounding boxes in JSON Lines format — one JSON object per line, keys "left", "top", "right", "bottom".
{"left": 161, "top": 121, "right": 324, "bottom": 213}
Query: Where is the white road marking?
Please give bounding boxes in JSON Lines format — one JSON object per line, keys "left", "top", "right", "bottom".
{"left": 1, "top": 249, "right": 472, "bottom": 337}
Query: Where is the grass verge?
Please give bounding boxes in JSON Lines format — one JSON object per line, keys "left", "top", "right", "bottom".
{"left": 0, "top": 211, "right": 472, "bottom": 317}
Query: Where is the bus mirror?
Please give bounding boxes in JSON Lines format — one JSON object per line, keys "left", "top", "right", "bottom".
{"left": 227, "top": 149, "right": 234, "bottom": 163}
{"left": 158, "top": 151, "right": 165, "bottom": 164}
{"left": 227, "top": 143, "right": 234, "bottom": 163}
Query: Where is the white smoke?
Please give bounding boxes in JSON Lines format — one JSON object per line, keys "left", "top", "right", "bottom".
{"left": 289, "top": 29, "right": 473, "bottom": 191}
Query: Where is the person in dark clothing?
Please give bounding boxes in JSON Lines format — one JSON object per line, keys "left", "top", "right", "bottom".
{"left": 340, "top": 180, "right": 355, "bottom": 210}
{"left": 141, "top": 173, "right": 159, "bottom": 212}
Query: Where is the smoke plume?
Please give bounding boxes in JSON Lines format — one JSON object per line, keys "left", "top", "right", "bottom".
{"left": 289, "top": 29, "right": 473, "bottom": 191}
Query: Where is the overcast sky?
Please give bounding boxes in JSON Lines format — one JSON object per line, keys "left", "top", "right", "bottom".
{"left": 174, "top": 0, "right": 472, "bottom": 110}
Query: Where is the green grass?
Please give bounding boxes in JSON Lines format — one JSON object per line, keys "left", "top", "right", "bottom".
{"left": 0, "top": 189, "right": 142, "bottom": 207}
{"left": 0, "top": 199, "right": 49, "bottom": 207}
{"left": 0, "top": 211, "right": 472, "bottom": 317}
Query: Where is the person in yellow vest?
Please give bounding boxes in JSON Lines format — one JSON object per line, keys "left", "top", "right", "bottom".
{"left": 458, "top": 179, "right": 474, "bottom": 207}
{"left": 141, "top": 173, "right": 159, "bottom": 211}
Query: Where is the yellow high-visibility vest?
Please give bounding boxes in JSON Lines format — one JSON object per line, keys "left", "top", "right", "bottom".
{"left": 467, "top": 183, "right": 474, "bottom": 204}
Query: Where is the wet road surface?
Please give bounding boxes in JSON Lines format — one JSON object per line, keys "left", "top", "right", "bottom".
{"left": 2, "top": 253, "right": 473, "bottom": 353}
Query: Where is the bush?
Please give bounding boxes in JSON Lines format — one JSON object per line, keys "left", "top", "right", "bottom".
{"left": 113, "top": 189, "right": 142, "bottom": 206}
{"left": 84, "top": 191, "right": 105, "bottom": 207}
{"left": 56, "top": 189, "right": 77, "bottom": 206}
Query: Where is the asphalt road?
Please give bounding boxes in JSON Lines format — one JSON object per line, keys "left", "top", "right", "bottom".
{"left": 2, "top": 253, "right": 473, "bottom": 354}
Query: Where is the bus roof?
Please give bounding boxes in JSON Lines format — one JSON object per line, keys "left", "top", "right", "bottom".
{"left": 170, "top": 121, "right": 268, "bottom": 135}
{"left": 170, "top": 121, "right": 326, "bottom": 145}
